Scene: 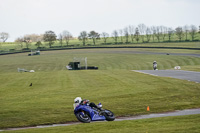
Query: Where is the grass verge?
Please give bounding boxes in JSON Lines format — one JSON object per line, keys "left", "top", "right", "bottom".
{"left": 3, "top": 114, "right": 200, "bottom": 133}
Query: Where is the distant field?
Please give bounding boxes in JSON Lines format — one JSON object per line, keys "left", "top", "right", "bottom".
{"left": 0, "top": 48, "right": 200, "bottom": 129}
{"left": 3, "top": 114, "right": 200, "bottom": 133}
{"left": 0, "top": 40, "right": 200, "bottom": 52}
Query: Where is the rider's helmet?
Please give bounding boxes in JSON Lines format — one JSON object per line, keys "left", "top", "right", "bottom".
{"left": 74, "top": 97, "right": 82, "bottom": 104}
{"left": 73, "top": 97, "right": 82, "bottom": 109}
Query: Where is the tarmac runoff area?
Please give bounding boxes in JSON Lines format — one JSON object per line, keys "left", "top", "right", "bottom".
{"left": 132, "top": 70, "right": 200, "bottom": 83}
{"left": 0, "top": 108, "right": 200, "bottom": 132}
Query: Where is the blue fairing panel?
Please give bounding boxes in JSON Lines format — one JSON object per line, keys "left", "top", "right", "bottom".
{"left": 74, "top": 104, "right": 106, "bottom": 121}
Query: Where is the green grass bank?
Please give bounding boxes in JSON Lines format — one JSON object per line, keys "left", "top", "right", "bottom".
{"left": 0, "top": 48, "right": 200, "bottom": 129}
{"left": 3, "top": 114, "right": 200, "bottom": 133}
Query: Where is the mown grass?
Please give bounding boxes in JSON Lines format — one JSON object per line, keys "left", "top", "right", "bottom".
{"left": 127, "top": 48, "right": 200, "bottom": 54}
{"left": 1, "top": 48, "right": 200, "bottom": 72}
{"left": 0, "top": 48, "right": 200, "bottom": 129}
{"left": 3, "top": 114, "right": 200, "bottom": 133}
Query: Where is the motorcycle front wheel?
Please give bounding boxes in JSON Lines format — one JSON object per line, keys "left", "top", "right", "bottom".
{"left": 103, "top": 109, "right": 115, "bottom": 121}
{"left": 76, "top": 112, "right": 91, "bottom": 123}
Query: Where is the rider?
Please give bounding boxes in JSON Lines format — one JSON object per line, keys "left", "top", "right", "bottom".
{"left": 74, "top": 97, "right": 102, "bottom": 110}
{"left": 153, "top": 61, "right": 157, "bottom": 70}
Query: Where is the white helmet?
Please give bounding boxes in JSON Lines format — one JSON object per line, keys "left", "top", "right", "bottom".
{"left": 74, "top": 97, "right": 82, "bottom": 104}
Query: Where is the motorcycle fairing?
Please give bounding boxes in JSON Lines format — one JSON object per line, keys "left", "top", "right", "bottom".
{"left": 74, "top": 104, "right": 106, "bottom": 121}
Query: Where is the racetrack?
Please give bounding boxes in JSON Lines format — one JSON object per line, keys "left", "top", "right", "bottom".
{"left": 133, "top": 70, "right": 200, "bottom": 83}
{"left": 70, "top": 49, "right": 200, "bottom": 58}
{"left": 1, "top": 108, "right": 200, "bottom": 132}
{"left": 1, "top": 48, "right": 200, "bottom": 131}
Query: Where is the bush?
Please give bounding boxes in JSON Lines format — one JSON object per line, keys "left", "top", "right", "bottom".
{"left": 125, "top": 42, "right": 131, "bottom": 44}
{"left": 143, "top": 41, "right": 149, "bottom": 43}
{"left": 185, "top": 40, "right": 190, "bottom": 42}
{"left": 103, "top": 43, "right": 112, "bottom": 45}
{"left": 37, "top": 47, "right": 46, "bottom": 49}
{"left": 22, "top": 48, "right": 30, "bottom": 51}
{"left": 51, "top": 46, "right": 62, "bottom": 48}
{"left": 117, "top": 42, "right": 123, "bottom": 44}
{"left": 9, "top": 49, "right": 15, "bottom": 51}
{"left": 192, "top": 39, "right": 199, "bottom": 42}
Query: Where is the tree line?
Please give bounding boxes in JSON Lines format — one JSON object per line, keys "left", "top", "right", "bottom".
{"left": 106, "top": 24, "right": 200, "bottom": 45}
{"left": 1, "top": 24, "right": 200, "bottom": 49}
{"left": 69, "top": 24, "right": 200, "bottom": 46}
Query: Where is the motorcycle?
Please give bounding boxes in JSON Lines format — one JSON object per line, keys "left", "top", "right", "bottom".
{"left": 73, "top": 102, "right": 115, "bottom": 123}
{"left": 153, "top": 61, "right": 158, "bottom": 70}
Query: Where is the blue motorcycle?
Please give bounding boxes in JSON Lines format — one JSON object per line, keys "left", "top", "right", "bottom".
{"left": 74, "top": 102, "right": 115, "bottom": 123}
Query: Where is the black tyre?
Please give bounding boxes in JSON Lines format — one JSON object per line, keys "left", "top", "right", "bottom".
{"left": 76, "top": 112, "right": 91, "bottom": 123}
{"left": 103, "top": 110, "right": 115, "bottom": 121}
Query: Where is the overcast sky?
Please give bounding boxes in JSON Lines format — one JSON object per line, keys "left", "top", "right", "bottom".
{"left": 0, "top": 0, "right": 199, "bottom": 42}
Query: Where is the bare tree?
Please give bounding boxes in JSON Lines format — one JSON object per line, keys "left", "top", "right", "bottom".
{"left": 58, "top": 33, "right": 63, "bottom": 47}
{"left": 160, "top": 26, "right": 168, "bottom": 41}
{"left": 0, "top": 32, "right": 9, "bottom": 42}
{"left": 155, "top": 26, "right": 161, "bottom": 42}
{"left": 138, "top": 24, "right": 146, "bottom": 42}
{"left": 78, "top": 31, "right": 87, "bottom": 46}
{"left": 112, "top": 30, "right": 118, "bottom": 44}
{"left": 183, "top": 25, "right": 189, "bottom": 41}
{"left": 23, "top": 34, "right": 42, "bottom": 42}
{"left": 167, "top": 28, "right": 174, "bottom": 42}
{"left": 101, "top": 32, "right": 109, "bottom": 44}
{"left": 129, "top": 25, "right": 135, "bottom": 43}
{"left": 134, "top": 27, "right": 140, "bottom": 43}
{"left": 199, "top": 26, "right": 200, "bottom": 40}
{"left": 123, "top": 27, "right": 129, "bottom": 43}
{"left": 199, "top": 26, "right": 200, "bottom": 34}
{"left": 175, "top": 27, "right": 184, "bottom": 41}
{"left": 23, "top": 36, "right": 31, "bottom": 49}
{"left": 88, "top": 31, "right": 100, "bottom": 45}
{"left": 146, "top": 27, "right": 152, "bottom": 42}
{"left": 189, "top": 25, "right": 197, "bottom": 41}
{"left": 119, "top": 29, "right": 124, "bottom": 43}
{"left": 151, "top": 26, "right": 156, "bottom": 42}
{"left": 62, "top": 30, "right": 72, "bottom": 46}
{"left": 15, "top": 37, "right": 24, "bottom": 49}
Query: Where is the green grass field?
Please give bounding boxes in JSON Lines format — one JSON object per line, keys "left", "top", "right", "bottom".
{"left": 0, "top": 38, "right": 200, "bottom": 52}
{"left": 0, "top": 48, "right": 200, "bottom": 129}
{"left": 3, "top": 114, "right": 200, "bottom": 133}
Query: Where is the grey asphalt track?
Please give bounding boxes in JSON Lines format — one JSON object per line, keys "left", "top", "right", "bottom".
{"left": 1, "top": 108, "right": 200, "bottom": 132}
{"left": 116, "top": 108, "right": 200, "bottom": 121}
{"left": 133, "top": 70, "right": 200, "bottom": 83}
